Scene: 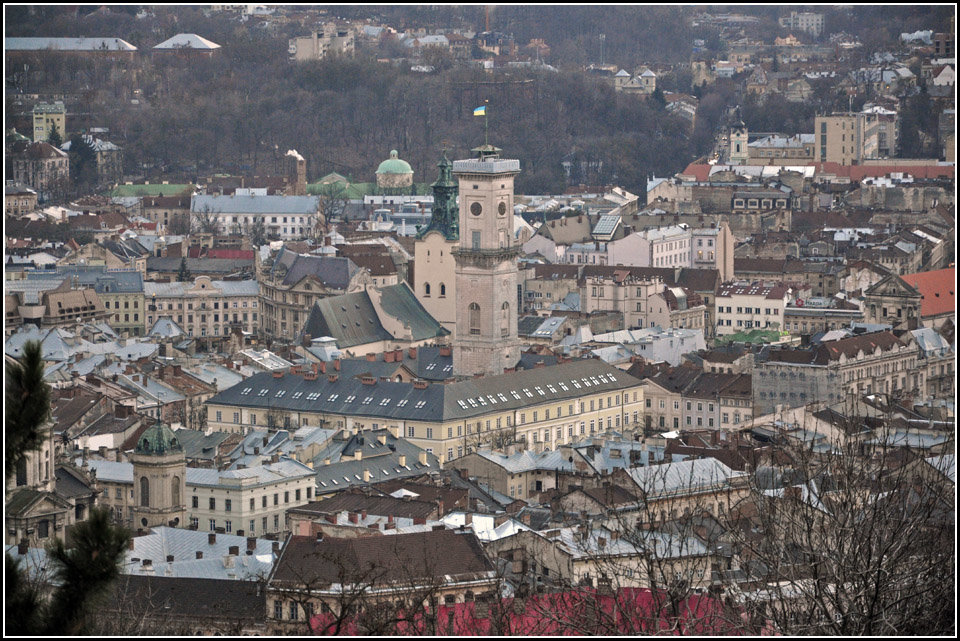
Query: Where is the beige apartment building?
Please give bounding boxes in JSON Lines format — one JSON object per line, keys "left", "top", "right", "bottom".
{"left": 145, "top": 276, "right": 260, "bottom": 339}
{"left": 32, "top": 101, "right": 66, "bottom": 142}
{"left": 288, "top": 23, "right": 355, "bottom": 61}
{"left": 205, "top": 359, "right": 645, "bottom": 465}
{"left": 815, "top": 110, "right": 898, "bottom": 165}
{"left": 715, "top": 282, "right": 806, "bottom": 336}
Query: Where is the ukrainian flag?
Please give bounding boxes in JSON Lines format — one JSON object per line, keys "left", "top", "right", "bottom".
{"left": 473, "top": 105, "right": 486, "bottom": 116}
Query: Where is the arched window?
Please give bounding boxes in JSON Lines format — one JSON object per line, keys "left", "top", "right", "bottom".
{"left": 140, "top": 476, "right": 150, "bottom": 508}
{"left": 424, "top": 283, "right": 431, "bottom": 296}
{"left": 469, "top": 303, "right": 480, "bottom": 335}
{"left": 172, "top": 476, "right": 181, "bottom": 507}
{"left": 439, "top": 283, "right": 446, "bottom": 297}
{"left": 500, "top": 302, "right": 510, "bottom": 337}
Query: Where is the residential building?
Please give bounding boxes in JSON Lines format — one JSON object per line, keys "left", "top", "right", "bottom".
{"left": 904, "top": 328, "right": 954, "bottom": 401}
{"left": 86, "top": 455, "right": 315, "bottom": 537}
{"left": 747, "top": 134, "right": 816, "bottom": 165}
{"left": 815, "top": 109, "right": 899, "bottom": 165}
{"left": 782, "top": 296, "right": 864, "bottom": 335}
{"left": 753, "top": 330, "right": 921, "bottom": 415}
{"left": 204, "top": 359, "right": 646, "bottom": 464}
{"left": 5, "top": 182, "right": 38, "bottom": 215}
{"left": 31, "top": 101, "right": 66, "bottom": 142}
{"left": 145, "top": 277, "right": 260, "bottom": 340}
{"left": 266, "top": 529, "right": 497, "bottom": 631}
{"left": 5, "top": 279, "right": 111, "bottom": 330}
{"left": 715, "top": 282, "right": 804, "bottom": 336}
{"left": 288, "top": 23, "right": 355, "bottom": 62}
{"left": 7, "top": 141, "right": 69, "bottom": 201}
{"left": 259, "top": 249, "right": 369, "bottom": 341}
{"left": 191, "top": 194, "right": 321, "bottom": 239}
{"left": 141, "top": 195, "right": 192, "bottom": 230}
{"left": 778, "top": 11, "right": 824, "bottom": 37}
{"left": 27, "top": 266, "right": 145, "bottom": 337}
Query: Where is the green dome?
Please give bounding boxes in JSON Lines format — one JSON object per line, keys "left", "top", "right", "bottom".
{"left": 376, "top": 150, "right": 413, "bottom": 175}
{"left": 135, "top": 422, "right": 183, "bottom": 456}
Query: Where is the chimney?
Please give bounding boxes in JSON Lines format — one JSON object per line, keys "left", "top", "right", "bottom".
{"left": 328, "top": 374, "right": 339, "bottom": 383}
{"left": 128, "top": 538, "right": 135, "bottom": 551}
{"left": 316, "top": 531, "right": 324, "bottom": 542}
{"left": 439, "top": 346, "right": 452, "bottom": 357}
{"left": 208, "top": 532, "right": 216, "bottom": 545}
{"left": 166, "top": 554, "right": 174, "bottom": 563}
{"left": 272, "top": 541, "right": 280, "bottom": 554}
{"left": 418, "top": 451, "right": 428, "bottom": 465}
{"left": 17, "top": 539, "right": 29, "bottom": 555}
{"left": 142, "top": 559, "right": 153, "bottom": 569}
{"left": 247, "top": 537, "right": 257, "bottom": 551}
{"left": 363, "top": 469, "right": 371, "bottom": 482}
{"left": 361, "top": 375, "right": 376, "bottom": 385}
{"left": 366, "top": 353, "right": 377, "bottom": 362}
{"left": 196, "top": 551, "right": 203, "bottom": 559}
{"left": 377, "top": 433, "right": 387, "bottom": 445}
{"left": 228, "top": 545, "right": 239, "bottom": 556}
{"left": 413, "top": 517, "right": 427, "bottom": 525}
{"left": 319, "top": 361, "right": 326, "bottom": 374}
{"left": 361, "top": 509, "right": 367, "bottom": 520}
{"left": 354, "top": 449, "right": 363, "bottom": 461}
{"left": 334, "top": 359, "right": 341, "bottom": 371}
{"left": 408, "top": 347, "right": 417, "bottom": 359}
{"left": 398, "top": 454, "right": 406, "bottom": 466}
{"left": 348, "top": 512, "right": 359, "bottom": 524}
{"left": 413, "top": 379, "right": 428, "bottom": 389}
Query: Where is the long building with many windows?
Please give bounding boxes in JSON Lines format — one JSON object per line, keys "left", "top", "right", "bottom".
{"left": 205, "top": 358, "right": 645, "bottom": 464}
{"left": 145, "top": 276, "right": 259, "bottom": 340}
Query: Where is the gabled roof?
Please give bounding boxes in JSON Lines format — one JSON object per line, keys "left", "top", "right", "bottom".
{"left": 153, "top": 33, "right": 221, "bottom": 50}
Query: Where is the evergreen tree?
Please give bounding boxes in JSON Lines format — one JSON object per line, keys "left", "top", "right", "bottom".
{"left": 43, "top": 508, "right": 131, "bottom": 635}
{"left": 67, "top": 134, "right": 98, "bottom": 193}
{"left": 5, "top": 340, "right": 49, "bottom": 477}
{"left": 176, "top": 256, "right": 192, "bottom": 282}
{"left": 47, "top": 123, "right": 62, "bottom": 148}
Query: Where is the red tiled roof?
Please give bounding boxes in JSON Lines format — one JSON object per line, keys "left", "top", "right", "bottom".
{"left": 812, "top": 162, "right": 954, "bottom": 182}
{"left": 900, "top": 268, "right": 955, "bottom": 318}
{"left": 679, "top": 163, "right": 712, "bottom": 182}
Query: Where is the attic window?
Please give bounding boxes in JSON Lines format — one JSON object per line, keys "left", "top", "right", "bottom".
{"left": 331, "top": 479, "right": 338, "bottom": 485}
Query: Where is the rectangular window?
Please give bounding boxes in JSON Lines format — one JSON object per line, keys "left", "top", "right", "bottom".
{"left": 209, "top": 498, "right": 216, "bottom": 510}
{"left": 225, "top": 499, "right": 231, "bottom": 512}
{"left": 274, "top": 494, "right": 279, "bottom": 506}
{"left": 192, "top": 496, "right": 199, "bottom": 508}
{"left": 225, "top": 520, "right": 232, "bottom": 533}
{"left": 284, "top": 491, "right": 290, "bottom": 504}
{"left": 209, "top": 519, "right": 216, "bottom": 531}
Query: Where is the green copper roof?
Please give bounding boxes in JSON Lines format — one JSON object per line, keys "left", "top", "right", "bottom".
{"left": 376, "top": 150, "right": 413, "bottom": 175}
{"left": 135, "top": 422, "right": 183, "bottom": 456}
{"left": 418, "top": 152, "right": 459, "bottom": 241}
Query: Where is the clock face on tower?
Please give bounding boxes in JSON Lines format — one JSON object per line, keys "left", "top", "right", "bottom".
{"left": 498, "top": 202, "right": 507, "bottom": 216}
{"left": 470, "top": 202, "right": 482, "bottom": 216}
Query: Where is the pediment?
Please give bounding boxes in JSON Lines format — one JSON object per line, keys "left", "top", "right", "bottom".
{"left": 866, "top": 274, "right": 920, "bottom": 298}
{"left": 6, "top": 490, "right": 73, "bottom": 519}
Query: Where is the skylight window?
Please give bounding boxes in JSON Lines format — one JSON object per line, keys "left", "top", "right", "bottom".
{"left": 559, "top": 383, "right": 569, "bottom": 391}
{"left": 535, "top": 386, "right": 545, "bottom": 395}
{"left": 240, "top": 387, "right": 252, "bottom": 395}
{"left": 547, "top": 385, "right": 558, "bottom": 394}
{"left": 443, "top": 365, "right": 452, "bottom": 372}
{"left": 415, "top": 401, "right": 426, "bottom": 409}
{"left": 292, "top": 392, "right": 303, "bottom": 399}
{"left": 425, "top": 363, "right": 437, "bottom": 370}
{"left": 345, "top": 395, "right": 356, "bottom": 403}
{"left": 523, "top": 388, "right": 534, "bottom": 398}
{"left": 477, "top": 396, "right": 488, "bottom": 406}
{"left": 258, "top": 389, "right": 268, "bottom": 396}
{"left": 331, "top": 479, "right": 338, "bottom": 485}
{"left": 275, "top": 390, "right": 286, "bottom": 398}
{"left": 307, "top": 393, "right": 320, "bottom": 401}
{"left": 511, "top": 391, "right": 522, "bottom": 400}
{"left": 379, "top": 398, "right": 391, "bottom": 406}
{"left": 458, "top": 400, "right": 468, "bottom": 409}
{"left": 468, "top": 398, "right": 478, "bottom": 407}
{"left": 498, "top": 393, "right": 508, "bottom": 402}
{"left": 397, "top": 399, "right": 408, "bottom": 407}
{"left": 362, "top": 397, "right": 374, "bottom": 405}
{"left": 487, "top": 395, "right": 497, "bottom": 404}
{"left": 327, "top": 394, "right": 339, "bottom": 402}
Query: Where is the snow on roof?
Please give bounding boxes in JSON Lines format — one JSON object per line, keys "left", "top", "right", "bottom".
{"left": 154, "top": 33, "right": 221, "bottom": 50}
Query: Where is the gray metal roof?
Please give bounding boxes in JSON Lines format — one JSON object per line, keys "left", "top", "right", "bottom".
{"left": 271, "top": 248, "right": 358, "bottom": 289}
{"left": 27, "top": 265, "right": 143, "bottom": 294}
{"left": 206, "top": 358, "right": 640, "bottom": 423}
{"left": 192, "top": 194, "right": 320, "bottom": 215}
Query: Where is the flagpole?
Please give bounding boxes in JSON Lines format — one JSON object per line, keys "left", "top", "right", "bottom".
{"left": 484, "top": 99, "right": 489, "bottom": 147}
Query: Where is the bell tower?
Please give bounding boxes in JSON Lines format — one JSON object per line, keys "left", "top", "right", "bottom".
{"left": 130, "top": 421, "right": 186, "bottom": 530}
{"left": 452, "top": 145, "right": 521, "bottom": 377}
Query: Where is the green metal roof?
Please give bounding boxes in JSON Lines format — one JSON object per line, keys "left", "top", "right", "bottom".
{"left": 111, "top": 184, "right": 194, "bottom": 197}
{"left": 135, "top": 422, "right": 184, "bottom": 456}
{"left": 376, "top": 150, "right": 413, "bottom": 175}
